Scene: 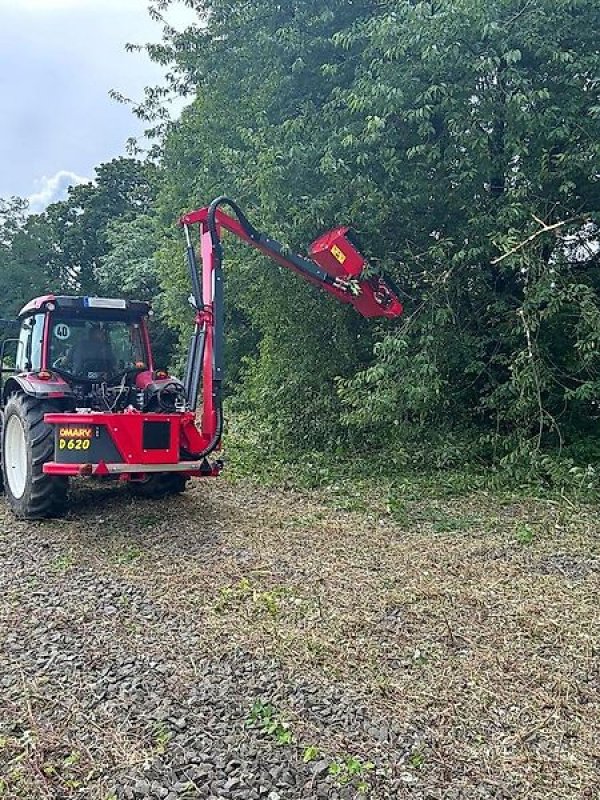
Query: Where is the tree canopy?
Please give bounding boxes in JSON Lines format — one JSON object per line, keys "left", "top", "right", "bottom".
{"left": 2, "top": 0, "right": 599, "bottom": 482}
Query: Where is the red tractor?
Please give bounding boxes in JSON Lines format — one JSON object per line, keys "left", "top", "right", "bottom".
{"left": 0, "top": 198, "right": 403, "bottom": 518}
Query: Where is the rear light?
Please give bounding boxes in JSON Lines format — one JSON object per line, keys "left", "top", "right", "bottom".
{"left": 37, "top": 370, "right": 52, "bottom": 381}
{"left": 79, "top": 464, "right": 93, "bottom": 476}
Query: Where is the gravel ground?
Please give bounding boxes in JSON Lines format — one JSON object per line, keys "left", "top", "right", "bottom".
{"left": 0, "top": 478, "right": 598, "bottom": 799}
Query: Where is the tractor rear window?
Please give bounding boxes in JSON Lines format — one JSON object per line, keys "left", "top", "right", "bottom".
{"left": 49, "top": 318, "right": 147, "bottom": 380}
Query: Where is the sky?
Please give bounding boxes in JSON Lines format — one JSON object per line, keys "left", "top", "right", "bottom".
{"left": 0, "top": 0, "right": 195, "bottom": 211}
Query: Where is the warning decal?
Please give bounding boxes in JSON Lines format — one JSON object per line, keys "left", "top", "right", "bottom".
{"left": 331, "top": 244, "right": 347, "bottom": 265}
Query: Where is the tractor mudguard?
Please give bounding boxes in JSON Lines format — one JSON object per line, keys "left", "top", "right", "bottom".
{"left": 3, "top": 374, "right": 73, "bottom": 404}
{"left": 135, "top": 371, "right": 186, "bottom": 412}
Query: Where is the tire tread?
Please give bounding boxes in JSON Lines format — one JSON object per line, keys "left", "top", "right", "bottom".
{"left": 1, "top": 393, "right": 67, "bottom": 519}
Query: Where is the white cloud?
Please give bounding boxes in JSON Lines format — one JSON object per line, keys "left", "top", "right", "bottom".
{"left": 27, "top": 170, "right": 90, "bottom": 213}
{"left": 1, "top": 0, "right": 198, "bottom": 199}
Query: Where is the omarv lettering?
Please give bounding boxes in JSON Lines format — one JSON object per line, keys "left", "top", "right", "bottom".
{"left": 59, "top": 427, "right": 93, "bottom": 439}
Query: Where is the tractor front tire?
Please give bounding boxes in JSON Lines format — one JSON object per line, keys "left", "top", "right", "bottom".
{"left": 129, "top": 473, "right": 188, "bottom": 499}
{"left": 1, "top": 394, "right": 68, "bottom": 519}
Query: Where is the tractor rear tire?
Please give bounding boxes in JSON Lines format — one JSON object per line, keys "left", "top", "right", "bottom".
{"left": 1, "top": 394, "right": 68, "bottom": 519}
{"left": 129, "top": 473, "right": 188, "bottom": 499}
{"left": 0, "top": 411, "right": 3, "bottom": 493}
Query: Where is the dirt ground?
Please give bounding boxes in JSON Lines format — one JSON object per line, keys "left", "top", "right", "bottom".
{"left": 0, "top": 478, "right": 598, "bottom": 799}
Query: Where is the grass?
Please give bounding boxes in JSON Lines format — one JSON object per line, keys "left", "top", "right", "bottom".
{"left": 0, "top": 718, "right": 98, "bottom": 798}
{"left": 328, "top": 755, "right": 375, "bottom": 792}
{"left": 50, "top": 552, "right": 74, "bottom": 572}
{"left": 152, "top": 723, "right": 171, "bottom": 755}
{"left": 161, "top": 479, "right": 598, "bottom": 799}
{"left": 515, "top": 522, "right": 535, "bottom": 545}
{"left": 302, "top": 745, "right": 320, "bottom": 763}
{"left": 214, "top": 578, "right": 301, "bottom": 619}
{"left": 114, "top": 545, "right": 144, "bottom": 564}
{"left": 1, "top": 475, "right": 598, "bottom": 799}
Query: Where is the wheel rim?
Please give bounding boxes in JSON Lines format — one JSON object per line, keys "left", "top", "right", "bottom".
{"left": 5, "top": 414, "right": 28, "bottom": 499}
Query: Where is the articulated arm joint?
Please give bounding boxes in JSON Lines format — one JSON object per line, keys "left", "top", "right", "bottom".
{"left": 195, "top": 307, "right": 213, "bottom": 326}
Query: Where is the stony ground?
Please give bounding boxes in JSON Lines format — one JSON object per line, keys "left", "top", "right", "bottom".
{"left": 0, "top": 477, "right": 598, "bottom": 800}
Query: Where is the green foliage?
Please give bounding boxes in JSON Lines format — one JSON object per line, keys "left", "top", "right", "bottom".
{"left": 0, "top": 158, "right": 176, "bottom": 366}
{"left": 2, "top": 0, "right": 599, "bottom": 486}
{"left": 97, "top": 214, "right": 177, "bottom": 366}
{"left": 515, "top": 523, "right": 535, "bottom": 545}
{"left": 409, "top": 750, "right": 425, "bottom": 770}
{"left": 328, "top": 755, "right": 375, "bottom": 792}
{"left": 246, "top": 700, "right": 293, "bottom": 745}
{"left": 115, "top": 545, "right": 144, "bottom": 564}
{"left": 0, "top": 727, "right": 92, "bottom": 797}
{"left": 51, "top": 552, "right": 74, "bottom": 573}
{"left": 214, "top": 577, "right": 288, "bottom": 618}
{"left": 302, "top": 745, "right": 320, "bottom": 763}
{"left": 0, "top": 158, "right": 158, "bottom": 313}
{"left": 153, "top": 722, "right": 172, "bottom": 755}
{"left": 147, "top": 0, "right": 600, "bottom": 475}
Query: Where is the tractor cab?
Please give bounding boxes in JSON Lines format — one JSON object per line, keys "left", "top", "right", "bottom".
{"left": 47, "top": 315, "right": 145, "bottom": 382}
{"left": 2, "top": 295, "right": 184, "bottom": 414}
{"left": 16, "top": 295, "right": 150, "bottom": 375}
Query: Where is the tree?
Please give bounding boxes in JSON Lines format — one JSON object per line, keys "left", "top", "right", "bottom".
{"left": 0, "top": 158, "right": 161, "bottom": 318}
{"left": 144, "top": 0, "right": 600, "bottom": 468}
{"left": 7, "top": 0, "right": 600, "bottom": 477}
{"left": 0, "top": 197, "right": 56, "bottom": 317}
{"left": 97, "top": 214, "right": 177, "bottom": 367}
{"left": 152, "top": 0, "right": 378, "bottom": 450}
{"left": 40, "top": 158, "right": 160, "bottom": 295}
{"left": 331, "top": 0, "right": 600, "bottom": 464}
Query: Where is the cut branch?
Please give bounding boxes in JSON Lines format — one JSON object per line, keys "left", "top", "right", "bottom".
{"left": 491, "top": 215, "right": 584, "bottom": 265}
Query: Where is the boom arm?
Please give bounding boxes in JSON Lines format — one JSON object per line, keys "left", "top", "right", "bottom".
{"left": 178, "top": 197, "right": 403, "bottom": 458}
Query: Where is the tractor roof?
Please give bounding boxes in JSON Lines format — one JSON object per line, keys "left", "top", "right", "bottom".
{"left": 18, "top": 295, "right": 152, "bottom": 318}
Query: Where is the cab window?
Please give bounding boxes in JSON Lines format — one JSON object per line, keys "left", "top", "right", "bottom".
{"left": 16, "top": 314, "right": 44, "bottom": 372}
{"left": 49, "top": 318, "right": 147, "bottom": 379}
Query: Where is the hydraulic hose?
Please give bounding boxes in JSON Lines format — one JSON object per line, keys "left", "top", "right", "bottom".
{"left": 192, "top": 398, "right": 224, "bottom": 461}
{"left": 207, "top": 196, "right": 261, "bottom": 254}
{"left": 193, "top": 196, "right": 255, "bottom": 460}
{"left": 197, "top": 197, "right": 270, "bottom": 460}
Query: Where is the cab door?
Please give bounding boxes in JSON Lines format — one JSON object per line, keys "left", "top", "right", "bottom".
{"left": 15, "top": 314, "right": 44, "bottom": 373}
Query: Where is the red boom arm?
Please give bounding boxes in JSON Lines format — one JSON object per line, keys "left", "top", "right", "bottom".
{"left": 178, "top": 199, "right": 403, "bottom": 458}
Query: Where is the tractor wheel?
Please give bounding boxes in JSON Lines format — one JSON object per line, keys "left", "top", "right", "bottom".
{"left": 0, "top": 411, "right": 3, "bottom": 493}
{"left": 129, "top": 473, "right": 188, "bottom": 499}
{"left": 1, "top": 394, "right": 68, "bottom": 519}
